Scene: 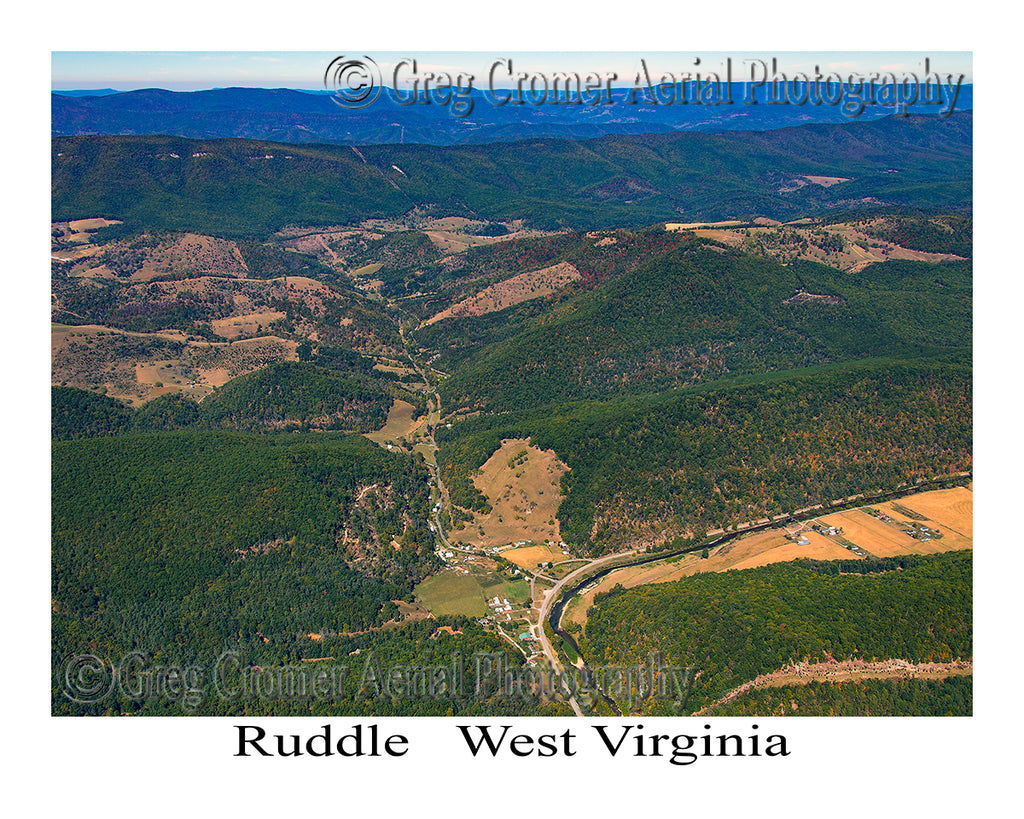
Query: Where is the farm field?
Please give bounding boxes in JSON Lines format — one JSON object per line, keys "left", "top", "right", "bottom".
{"left": 816, "top": 487, "right": 972, "bottom": 557}
{"left": 481, "top": 578, "right": 531, "bottom": 605}
{"left": 211, "top": 311, "right": 286, "bottom": 339}
{"left": 414, "top": 572, "right": 488, "bottom": 617}
{"left": 879, "top": 486, "right": 973, "bottom": 539}
{"left": 562, "top": 484, "right": 972, "bottom": 632}
{"left": 501, "top": 541, "right": 572, "bottom": 572}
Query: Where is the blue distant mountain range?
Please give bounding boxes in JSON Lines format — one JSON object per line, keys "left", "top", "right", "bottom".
{"left": 52, "top": 84, "right": 973, "bottom": 146}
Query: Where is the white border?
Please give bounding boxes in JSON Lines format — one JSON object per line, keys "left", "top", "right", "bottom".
{"left": 16, "top": 2, "right": 1016, "bottom": 813}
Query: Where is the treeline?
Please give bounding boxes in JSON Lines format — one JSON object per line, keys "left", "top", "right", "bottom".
{"left": 579, "top": 550, "right": 972, "bottom": 714}
{"left": 426, "top": 243, "right": 971, "bottom": 413}
{"left": 704, "top": 675, "right": 971, "bottom": 716}
{"left": 236, "top": 239, "right": 340, "bottom": 280}
{"left": 198, "top": 362, "right": 393, "bottom": 432}
{"left": 437, "top": 357, "right": 972, "bottom": 552}
{"left": 863, "top": 215, "right": 972, "bottom": 258}
{"left": 53, "top": 362, "right": 426, "bottom": 437}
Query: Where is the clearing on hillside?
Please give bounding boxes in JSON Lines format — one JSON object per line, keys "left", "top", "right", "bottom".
{"left": 424, "top": 262, "right": 582, "bottom": 325}
{"left": 211, "top": 311, "right": 286, "bottom": 339}
{"left": 449, "top": 438, "right": 569, "bottom": 552}
{"left": 364, "top": 399, "right": 425, "bottom": 447}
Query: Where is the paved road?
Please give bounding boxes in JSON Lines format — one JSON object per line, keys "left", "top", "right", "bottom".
{"left": 534, "top": 548, "right": 637, "bottom": 717}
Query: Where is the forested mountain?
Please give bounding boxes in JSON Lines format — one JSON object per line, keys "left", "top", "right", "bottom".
{"left": 52, "top": 112, "right": 971, "bottom": 236}
{"left": 437, "top": 356, "right": 971, "bottom": 552}
{"left": 52, "top": 362, "right": 423, "bottom": 436}
{"left": 580, "top": 551, "right": 972, "bottom": 714}
{"left": 422, "top": 243, "right": 971, "bottom": 412}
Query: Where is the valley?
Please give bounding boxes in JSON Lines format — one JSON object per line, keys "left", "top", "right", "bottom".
{"left": 51, "top": 108, "right": 972, "bottom": 718}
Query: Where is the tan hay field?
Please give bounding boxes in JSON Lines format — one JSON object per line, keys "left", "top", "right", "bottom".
{"left": 691, "top": 229, "right": 746, "bottom": 247}
{"left": 424, "top": 230, "right": 503, "bottom": 253}
{"left": 816, "top": 510, "right": 913, "bottom": 557}
{"left": 877, "top": 485, "right": 973, "bottom": 541}
{"left": 69, "top": 218, "right": 121, "bottom": 233}
{"left": 802, "top": 175, "right": 850, "bottom": 186}
{"left": 816, "top": 508, "right": 962, "bottom": 558}
{"left": 449, "top": 438, "right": 569, "bottom": 552}
{"left": 502, "top": 541, "right": 569, "bottom": 571}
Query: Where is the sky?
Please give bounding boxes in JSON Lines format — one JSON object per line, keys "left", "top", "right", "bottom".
{"left": 51, "top": 51, "right": 973, "bottom": 92}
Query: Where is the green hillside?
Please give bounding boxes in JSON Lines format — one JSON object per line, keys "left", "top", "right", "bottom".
{"left": 437, "top": 356, "right": 971, "bottom": 552}
{"left": 580, "top": 551, "right": 972, "bottom": 714}
{"left": 52, "top": 113, "right": 971, "bottom": 237}
{"left": 423, "top": 243, "right": 971, "bottom": 412}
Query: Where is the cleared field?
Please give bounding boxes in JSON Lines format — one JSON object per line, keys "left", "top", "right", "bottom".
{"left": 502, "top": 541, "right": 570, "bottom": 572}
{"left": 803, "top": 175, "right": 850, "bottom": 186}
{"left": 715, "top": 529, "right": 854, "bottom": 570}
{"left": 414, "top": 572, "right": 487, "bottom": 617}
{"left": 817, "top": 509, "right": 945, "bottom": 557}
{"left": 880, "top": 486, "right": 973, "bottom": 540}
{"left": 666, "top": 220, "right": 745, "bottom": 230}
{"left": 69, "top": 217, "right": 122, "bottom": 233}
{"left": 482, "top": 578, "right": 531, "bottom": 605}
{"left": 424, "top": 230, "right": 505, "bottom": 253}
{"left": 211, "top": 311, "right": 286, "bottom": 339}
{"left": 449, "top": 438, "right": 569, "bottom": 552}
{"left": 561, "top": 528, "right": 853, "bottom": 631}
{"left": 364, "top": 399, "right": 418, "bottom": 445}
{"left": 425, "top": 262, "right": 582, "bottom": 325}
{"left": 413, "top": 443, "right": 437, "bottom": 466}
{"left": 350, "top": 263, "right": 383, "bottom": 277}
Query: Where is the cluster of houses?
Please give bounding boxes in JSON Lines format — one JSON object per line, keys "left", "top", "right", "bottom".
{"left": 907, "top": 523, "right": 943, "bottom": 541}
{"left": 488, "top": 596, "right": 515, "bottom": 621}
{"left": 865, "top": 507, "right": 943, "bottom": 541}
